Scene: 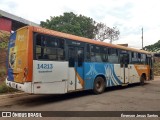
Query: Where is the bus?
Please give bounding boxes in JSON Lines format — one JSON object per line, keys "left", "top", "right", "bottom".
{"left": 6, "top": 26, "right": 154, "bottom": 94}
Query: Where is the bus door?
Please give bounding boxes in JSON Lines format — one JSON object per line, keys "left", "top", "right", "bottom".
{"left": 68, "top": 46, "right": 84, "bottom": 91}
{"left": 120, "top": 51, "right": 129, "bottom": 84}
{"left": 147, "top": 55, "right": 154, "bottom": 80}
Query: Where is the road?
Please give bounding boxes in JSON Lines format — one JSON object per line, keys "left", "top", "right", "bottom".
{"left": 0, "top": 77, "right": 160, "bottom": 120}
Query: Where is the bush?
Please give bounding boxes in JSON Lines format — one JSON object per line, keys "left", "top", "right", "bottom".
{"left": 154, "top": 57, "right": 160, "bottom": 76}
{"left": 154, "top": 63, "right": 160, "bottom": 76}
{"left": 0, "top": 81, "right": 18, "bottom": 94}
{"left": 0, "top": 68, "right": 6, "bottom": 78}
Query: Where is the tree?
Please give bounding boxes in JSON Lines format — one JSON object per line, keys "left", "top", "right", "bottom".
{"left": 41, "top": 12, "right": 120, "bottom": 42}
{"left": 95, "top": 23, "right": 120, "bottom": 43}
{"left": 143, "top": 40, "right": 160, "bottom": 52}
{"left": 0, "top": 31, "right": 10, "bottom": 80}
{"left": 41, "top": 12, "right": 97, "bottom": 39}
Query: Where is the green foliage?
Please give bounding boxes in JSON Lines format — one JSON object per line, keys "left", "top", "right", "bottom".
{"left": 0, "top": 31, "right": 10, "bottom": 39}
{"left": 0, "top": 31, "right": 10, "bottom": 84}
{"left": 0, "top": 68, "right": 6, "bottom": 78}
{"left": 41, "top": 12, "right": 97, "bottom": 39}
{"left": 0, "top": 31, "right": 9, "bottom": 49}
{"left": 154, "top": 58, "right": 160, "bottom": 76}
{"left": 0, "top": 41, "right": 8, "bottom": 48}
{"left": 41, "top": 12, "right": 120, "bottom": 41}
{"left": 0, "top": 81, "right": 18, "bottom": 94}
{"left": 143, "top": 40, "right": 160, "bottom": 52}
{"left": 0, "top": 31, "right": 17, "bottom": 93}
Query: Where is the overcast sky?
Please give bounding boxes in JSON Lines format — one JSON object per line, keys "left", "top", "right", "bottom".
{"left": 0, "top": 0, "right": 160, "bottom": 49}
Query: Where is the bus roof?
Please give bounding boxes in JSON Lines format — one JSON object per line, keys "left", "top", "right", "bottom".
{"left": 25, "top": 26, "right": 151, "bottom": 54}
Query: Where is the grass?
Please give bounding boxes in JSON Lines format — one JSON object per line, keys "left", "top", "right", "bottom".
{"left": 0, "top": 81, "right": 18, "bottom": 94}
{"left": 0, "top": 68, "right": 6, "bottom": 78}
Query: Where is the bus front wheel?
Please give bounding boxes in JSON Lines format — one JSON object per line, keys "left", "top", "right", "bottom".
{"left": 93, "top": 77, "right": 105, "bottom": 94}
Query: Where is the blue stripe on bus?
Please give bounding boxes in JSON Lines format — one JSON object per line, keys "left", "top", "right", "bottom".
{"left": 76, "top": 62, "right": 122, "bottom": 90}
{"left": 9, "top": 32, "right": 16, "bottom": 48}
{"left": 8, "top": 69, "right": 14, "bottom": 81}
{"left": 110, "top": 65, "right": 122, "bottom": 85}
{"left": 7, "top": 32, "right": 17, "bottom": 81}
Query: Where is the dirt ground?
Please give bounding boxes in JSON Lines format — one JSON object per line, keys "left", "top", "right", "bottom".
{"left": 0, "top": 76, "right": 160, "bottom": 120}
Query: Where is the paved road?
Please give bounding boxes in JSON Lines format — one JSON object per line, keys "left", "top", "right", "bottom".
{"left": 0, "top": 77, "right": 160, "bottom": 120}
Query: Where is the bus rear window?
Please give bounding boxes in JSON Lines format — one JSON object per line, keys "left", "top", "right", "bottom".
{"left": 35, "top": 34, "right": 65, "bottom": 61}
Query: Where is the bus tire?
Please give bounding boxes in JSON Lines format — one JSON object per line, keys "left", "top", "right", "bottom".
{"left": 93, "top": 76, "right": 105, "bottom": 94}
{"left": 140, "top": 75, "right": 145, "bottom": 85}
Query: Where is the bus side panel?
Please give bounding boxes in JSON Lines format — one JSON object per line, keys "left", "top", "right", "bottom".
{"left": 128, "top": 64, "right": 139, "bottom": 83}
{"left": 127, "top": 64, "right": 149, "bottom": 83}
{"left": 84, "top": 63, "right": 123, "bottom": 90}
{"left": 134, "top": 65, "right": 150, "bottom": 81}
{"left": 114, "top": 64, "right": 125, "bottom": 83}
{"left": 107, "top": 64, "right": 123, "bottom": 86}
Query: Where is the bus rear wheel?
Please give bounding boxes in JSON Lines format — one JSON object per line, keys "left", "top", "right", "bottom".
{"left": 93, "top": 77, "right": 105, "bottom": 94}
{"left": 140, "top": 75, "right": 145, "bottom": 85}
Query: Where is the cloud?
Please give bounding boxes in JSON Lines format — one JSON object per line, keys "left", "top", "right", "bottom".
{"left": 0, "top": 0, "right": 17, "bottom": 13}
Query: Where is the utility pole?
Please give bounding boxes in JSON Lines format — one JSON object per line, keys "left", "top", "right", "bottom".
{"left": 142, "top": 27, "right": 143, "bottom": 49}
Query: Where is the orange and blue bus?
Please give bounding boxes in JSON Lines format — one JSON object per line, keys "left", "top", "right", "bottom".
{"left": 6, "top": 26, "right": 154, "bottom": 94}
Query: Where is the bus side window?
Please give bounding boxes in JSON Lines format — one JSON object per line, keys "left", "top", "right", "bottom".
{"left": 120, "top": 51, "right": 129, "bottom": 67}
{"left": 86, "top": 44, "right": 90, "bottom": 62}
{"left": 138, "top": 53, "right": 141, "bottom": 63}
{"left": 131, "top": 52, "right": 138, "bottom": 64}
{"left": 141, "top": 54, "right": 146, "bottom": 64}
{"left": 95, "top": 46, "right": 102, "bottom": 62}
{"left": 108, "top": 48, "right": 119, "bottom": 63}
{"left": 68, "top": 48, "right": 75, "bottom": 67}
{"left": 78, "top": 48, "right": 84, "bottom": 67}
{"left": 100, "top": 47, "right": 108, "bottom": 62}
{"left": 91, "top": 45, "right": 96, "bottom": 62}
